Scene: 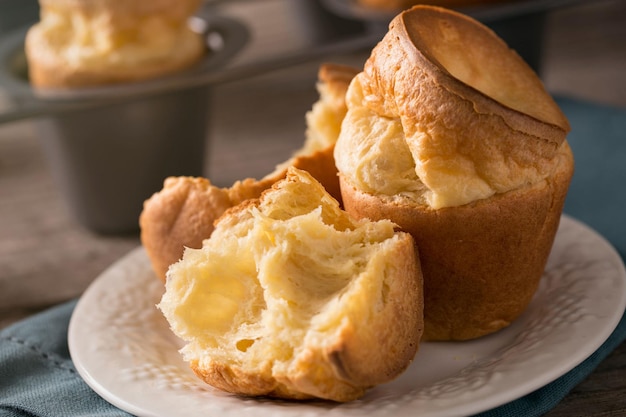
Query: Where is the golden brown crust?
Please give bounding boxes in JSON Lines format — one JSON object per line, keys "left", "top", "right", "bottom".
{"left": 360, "top": 6, "right": 569, "bottom": 154}
{"left": 190, "top": 360, "right": 308, "bottom": 400}
{"left": 323, "top": 234, "right": 423, "bottom": 384}
{"left": 334, "top": 6, "right": 572, "bottom": 211}
{"left": 285, "top": 145, "right": 342, "bottom": 204}
{"left": 340, "top": 143, "right": 574, "bottom": 340}
{"left": 139, "top": 177, "right": 232, "bottom": 281}
{"left": 401, "top": 6, "right": 569, "bottom": 133}
{"left": 26, "top": 0, "right": 204, "bottom": 88}
{"left": 317, "top": 63, "right": 361, "bottom": 91}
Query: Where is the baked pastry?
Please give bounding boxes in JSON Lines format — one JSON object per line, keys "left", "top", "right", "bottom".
{"left": 158, "top": 167, "right": 423, "bottom": 402}
{"left": 25, "top": 0, "right": 205, "bottom": 88}
{"left": 274, "top": 63, "right": 360, "bottom": 201}
{"left": 334, "top": 6, "right": 574, "bottom": 340}
{"left": 140, "top": 63, "right": 359, "bottom": 281}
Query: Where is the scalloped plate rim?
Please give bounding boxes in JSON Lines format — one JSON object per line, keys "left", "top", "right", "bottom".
{"left": 68, "top": 214, "right": 626, "bottom": 417}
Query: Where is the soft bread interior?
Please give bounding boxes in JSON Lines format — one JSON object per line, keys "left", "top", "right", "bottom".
{"left": 140, "top": 64, "right": 358, "bottom": 281}
{"left": 300, "top": 64, "right": 361, "bottom": 155}
{"left": 336, "top": 77, "right": 573, "bottom": 207}
{"left": 158, "top": 168, "right": 423, "bottom": 401}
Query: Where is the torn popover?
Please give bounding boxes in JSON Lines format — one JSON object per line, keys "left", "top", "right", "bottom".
{"left": 158, "top": 167, "right": 423, "bottom": 402}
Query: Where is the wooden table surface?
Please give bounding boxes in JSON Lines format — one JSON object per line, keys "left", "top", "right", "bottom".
{"left": 1, "top": 0, "right": 625, "bottom": 415}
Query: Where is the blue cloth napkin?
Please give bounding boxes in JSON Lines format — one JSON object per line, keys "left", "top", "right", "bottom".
{"left": 1, "top": 97, "right": 625, "bottom": 417}
{"left": 1, "top": 301, "right": 625, "bottom": 417}
{"left": 559, "top": 97, "right": 626, "bottom": 259}
{"left": 0, "top": 300, "right": 131, "bottom": 417}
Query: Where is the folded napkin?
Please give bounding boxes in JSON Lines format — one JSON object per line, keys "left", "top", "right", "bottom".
{"left": 0, "top": 300, "right": 131, "bottom": 417}
{"left": 1, "top": 97, "right": 624, "bottom": 417}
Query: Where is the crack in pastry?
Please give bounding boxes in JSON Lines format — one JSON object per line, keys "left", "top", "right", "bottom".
{"left": 158, "top": 167, "right": 423, "bottom": 402}
{"left": 139, "top": 64, "right": 359, "bottom": 281}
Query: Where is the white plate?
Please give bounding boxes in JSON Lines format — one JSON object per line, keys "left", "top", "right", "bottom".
{"left": 69, "top": 215, "right": 626, "bottom": 417}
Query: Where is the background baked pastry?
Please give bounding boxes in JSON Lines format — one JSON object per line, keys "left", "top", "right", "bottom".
{"left": 140, "top": 64, "right": 359, "bottom": 281}
{"left": 357, "top": 0, "right": 508, "bottom": 11}
{"left": 334, "top": 5, "right": 574, "bottom": 340}
{"left": 158, "top": 167, "right": 424, "bottom": 402}
{"left": 25, "top": 0, "right": 205, "bottom": 87}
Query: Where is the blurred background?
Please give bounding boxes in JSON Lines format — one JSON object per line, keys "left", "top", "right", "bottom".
{"left": 0, "top": 0, "right": 625, "bottom": 325}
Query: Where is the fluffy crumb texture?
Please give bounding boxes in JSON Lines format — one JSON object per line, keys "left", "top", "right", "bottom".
{"left": 300, "top": 64, "right": 360, "bottom": 155}
{"left": 271, "top": 63, "right": 359, "bottom": 201}
{"left": 158, "top": 168, "right": 423, "bottom": 402}
{"left": 26, "top": 0, "right": 205, "bottom": 87}
{"left": 334, "top": 5, "right": 571, "bottom": 209}
{"left": 140, "top": 63, "right": 358, "bottom": 281}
